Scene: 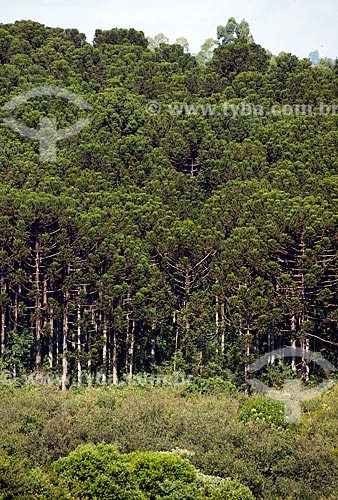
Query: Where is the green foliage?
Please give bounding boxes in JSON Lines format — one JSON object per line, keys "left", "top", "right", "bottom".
{"left": 50, "top": 444, "right": 146, "bottom": 499}
{"left": 128, "top": 451, "right": 197, "bottom": 498}
{"left": 181, "top": 377, "right": 238, "bottom": 396}
{"left": 1, "top": 385, "right": 338, "bottom": 498}
{"left": 46, "top": 444, "right": 253, "bottom": 500}
{"left": 238, "top": 396, "right": 286, "bottom": 428}
{"left": 211, "top": 40, "right": 270, "bottom": 79}
{"left": 0, "top": 19, "right": 337, "bottom": 394}
{"left": 201, "top": 481, "right": 255, "bottom": 500}
{"left": 0, "top": 17, "right": 337, "bottom": 499}
{"left": 0, "top": 450, "right": 27, "bottom": 499}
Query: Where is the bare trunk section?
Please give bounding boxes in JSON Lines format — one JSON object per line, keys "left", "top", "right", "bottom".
{"left": 300, "top": 336, "right": 309, "bottom": 384}
{"left": 244, "top": 325, "right": 251, "bottom": 396}
{"left": 102, "top": 318, "right": 108, "bottom": 384}
{"left": 48, "top": 305, "right": 54, "bottom": 369}
{"left": 215, "top": 293, "right": 219, "bottom": 354}
{"left": 199, "top": 341, "right": 203, "bottom": 376}
{"left": 112, "top": 329, "right": 118, "bottom": 385}
{"left": 77, "top": 299, "right": 82, "bottom": 386}
{"left": 183, "top": 270, "right": 190, "bottom": 360}
{"left": 61, "top": 288, "right": 69, "bottom": 391}
{"left": 88, "top": 305, "right": 95, "bottom": 387}
{"left": 291, "top": 309, "right": 297, "bottom": 373}
{"left": 268, "top": 330, "right": 275, "bottom": 365}
{"left": 42, "top": 276, "right": 54, "bottom": 369}
{"left": 151, "top": 320, "right": 156, "bottom": 368}
{"left": 221, "top": 302, "right": 225, "bottom": 358}
{"left": 34, "top": 239, "right": 42, "bottom": 369}
{"left": 0, "top": 274, "right": 6, "bottom": 356}
{"left": 300, "top": 236, "right": 309, "bottom": 383}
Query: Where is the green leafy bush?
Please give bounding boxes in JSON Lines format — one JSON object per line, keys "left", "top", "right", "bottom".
{"left": 47, "top": 444, "right": 255, "bottom": 500}
{"left": 128, "top": 451, "right": 197, "bottom": 497}
{"left": 198, "top": 473, "right": 255, "bottom": 500}
{"left": 181, "top": 377, "right": 238, "bottom": 396}
{"left": 51, "top": 443, "right": 146, "bottom": 499}
{"left": 0, "top": 450, "right": 27, "bottom": 500}
{"left": 238, "top": 396, "right": 286, "bottom": 428}
{"left": 201, "top": 480, "right": 256, "bottom": 500}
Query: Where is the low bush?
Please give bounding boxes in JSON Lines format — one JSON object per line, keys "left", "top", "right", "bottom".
{"left": 238, "top": 396, "right": 286, "bottom": 428}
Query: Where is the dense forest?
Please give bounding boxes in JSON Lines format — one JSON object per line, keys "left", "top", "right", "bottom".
{"left": 0, "top": 19, "right": 337, "bottom": 392}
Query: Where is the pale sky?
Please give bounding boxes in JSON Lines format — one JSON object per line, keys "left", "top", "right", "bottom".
{"left": 1, "top": 0, "right": 337, "bottom": 59}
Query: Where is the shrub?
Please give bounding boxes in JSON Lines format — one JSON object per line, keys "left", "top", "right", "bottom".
{"left": 238, "top": 396, "right": 286, "bottom": 428}
{"left": 0, "top": 450, "right": 27, "bottom": 499}
{"left": 48, "top": 444, "right": 254, "bottom": 500}
{"left": 201, "top": 480, "right": 256, "bottom": 500}
{"left": 127, "top": 451, "right": 197, "bottom": 498}
{"left": 181, "top": 377, "right": 238, "bottom": 396}
{"left": 50, "top": 443, "right": 146, "bottom": 500}
{"left": 198, "top": 473, "right": 255, "bottom": 499}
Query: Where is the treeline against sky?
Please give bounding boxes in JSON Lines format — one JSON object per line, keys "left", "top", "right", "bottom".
{"left": 0, "top": 21, "right": 337, "bottom": 388}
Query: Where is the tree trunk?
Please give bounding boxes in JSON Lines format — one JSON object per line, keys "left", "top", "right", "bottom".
{"left": 268, "top": 330, "right": 275, "bottom": 365}
{"left": 88, "top": 306, "right": 95, "bottom": 387}
{"left": 151, "top": 320, "right": 156, "bottom": 368}
{"left": 48, "top": 305, "right": 54, "bottom": 369}
{"left": 35, "top": 239, "right": 42, "bottom": 369}
{"left": 291, "top": 311, "right": 297, "bottom": 373}
{"left": 102, "top": 317, "right": 108, "bottom": 384}
{"left": 61, "top": 288, "right": 69, "bottom": 391}
{"left": 300, "top": 336, "right": 309, "bottom": 384}
{"left": 77, "top": 300, "right": 82, "bottom": 386}
{"left": 215, "top": 294, "right": 219, "bottom": 355}
{"left": 221, "top": 302, "right": 225, "bottom": 359}
{"left": 0, "top": 274, "right": 6, "bottom": 356}
{"left": 244, "top": 326, "right": 251, "bottom": 396}
{"left": 112, "top": 329, "right": 118, "bottom": 385}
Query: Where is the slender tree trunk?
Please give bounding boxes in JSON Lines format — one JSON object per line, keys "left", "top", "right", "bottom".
{"left": 291, "top": 310, "right": 297, "bottom": 373}
{"left": 87, "top": 330, "right": 92, "bottom": 387}
{"left": 0, "top": 274, "right": 6, "bottom": 356}
{"left": 49, "top": 305, "right": 54, "bottom": 369}
{"left": 151, "top": 320, "right": 156, "bottom": 368}
{"left": 215, "top": 293, "right": 219, "bottom": 355}
{"left": 112, "top": 329, "right": 118, "bottom": 385}
{"left": 102, "top": 317, "right": 108, "bottom": 384}
{"left": 300, "top": 237, "right": 309, "bottom": 383}
{"left": 88, "top": 306, "right": 95, "bottom": 387}
{"left": 35, "top": 239, "right": 42, "bottom": 369}
{"left": 56, "top": 315, "right": 59, "bottom": 368}
{"left": 199, "top": 341, "right": 203, "bottom": 376}
{"left": 221, "top": 302, "right": 225, "bottom": 359}
{"left": 61, "top": 288, "right": 69, "bottom": 391}
{"left": 300, "top": 336, "right": 309, "bottom": 384}
{"left": 13, "top": 285, "right": 18, "bottom": 335}
{"left": 244, "top": 325, "right": 251, "bottom": 396}
{"left": 183, "top": 270, "right": 190, "bottom": 359}
{"left": 77, "top": 299, "right": 82, "bottom": 386}
{"left": 268, "top": 330, "right": 275, "bottom": 365}
{"left": 42, "top": 276, "right": 54, "bottom": 369}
